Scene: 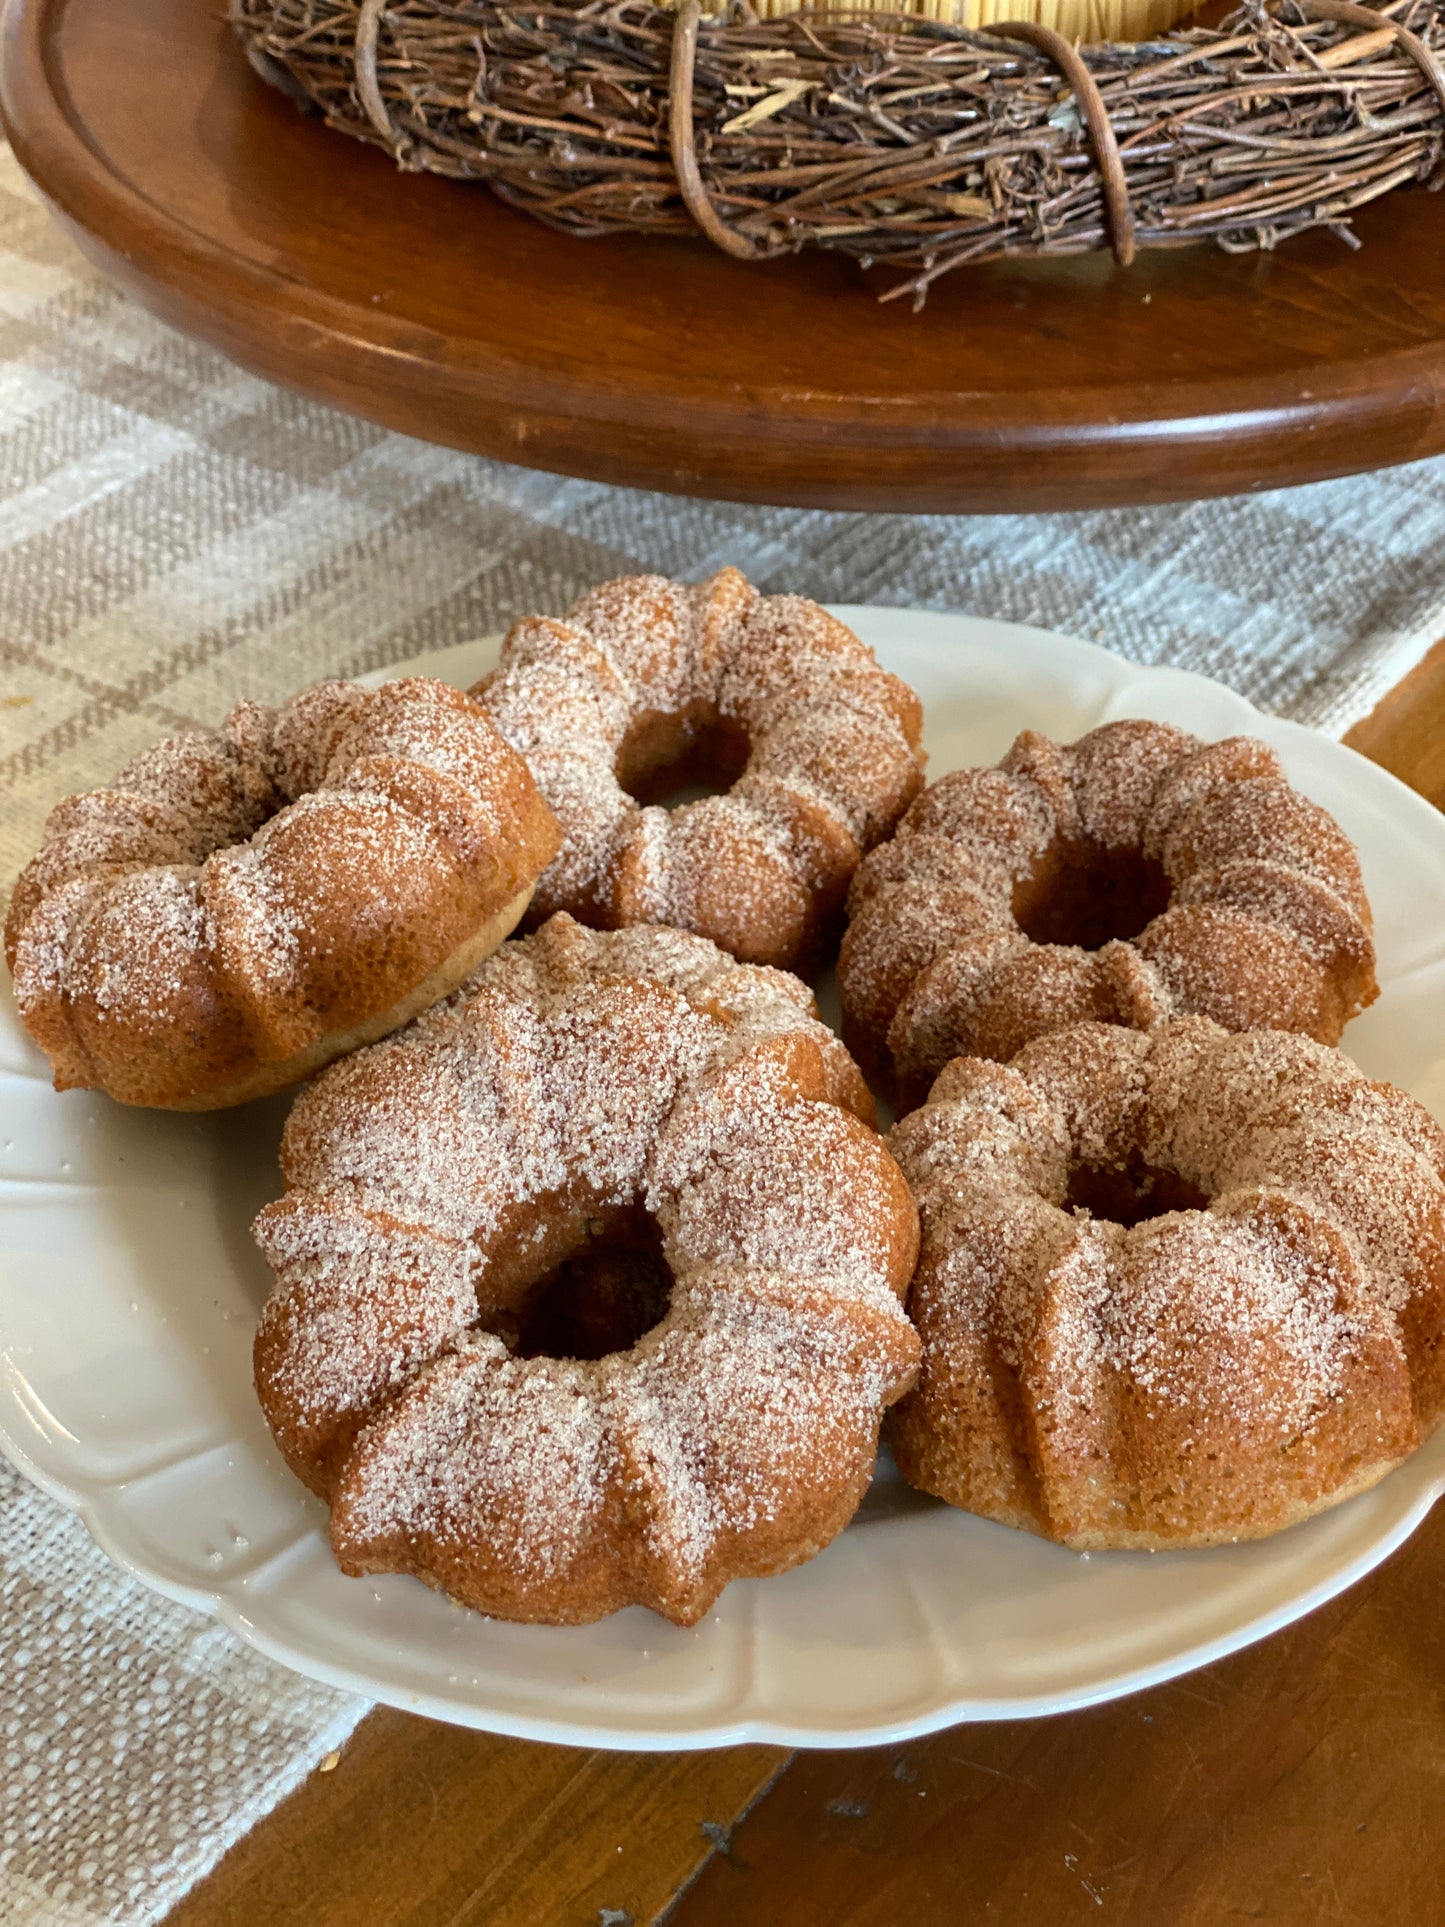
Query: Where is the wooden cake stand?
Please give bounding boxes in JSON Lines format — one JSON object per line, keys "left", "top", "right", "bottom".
{"left": 4, "top": 0, "right": 1445, "bottom": 512}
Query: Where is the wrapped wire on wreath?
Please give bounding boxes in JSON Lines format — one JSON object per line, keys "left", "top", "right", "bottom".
{"left": 233, "top": 0, "right": 1445, "bottom": 303}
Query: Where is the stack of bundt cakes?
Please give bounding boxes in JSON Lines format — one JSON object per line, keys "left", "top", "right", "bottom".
{"left": 7, "top": 566, "right": 1441, "bottom": 1626}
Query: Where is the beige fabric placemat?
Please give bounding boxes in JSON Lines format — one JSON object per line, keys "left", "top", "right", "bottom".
{"left": 3, "top": 134, "right": 1445, "bottom": 1926}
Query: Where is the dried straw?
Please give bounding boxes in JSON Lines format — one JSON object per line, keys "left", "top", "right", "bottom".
{"left": 232, "top": 0, "right": 1445, "bottom": 304}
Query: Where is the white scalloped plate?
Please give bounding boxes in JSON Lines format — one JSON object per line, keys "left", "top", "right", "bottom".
{"left": 3, "top": 611, "right": 1444, "bottom": 1751}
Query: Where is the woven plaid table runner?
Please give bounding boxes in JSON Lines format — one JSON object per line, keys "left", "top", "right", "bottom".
{"left": 4, "top": 135, "right": 1445, "bottom": 1925}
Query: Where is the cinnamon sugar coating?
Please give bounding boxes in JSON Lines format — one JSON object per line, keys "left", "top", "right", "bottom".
{"left": 252, "top": 914, "right": 920, "bottom": 1626}
{"left": 473, "top": 569, "right": 925, "bottom": 971}
{"left": 887, "top": 1017, "right": 1445, "bottom": 1549}
{"left": 5, "top": 678, "right": 560, "bottom": 1108}
{"left": 839, "top": 721, "right": 1377, "bottom": 1104}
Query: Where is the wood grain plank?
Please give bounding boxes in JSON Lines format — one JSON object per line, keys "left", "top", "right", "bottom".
{"left": 1344, "top": 637, "right": 1445, "bottom": 811}
{"left": 167, "top": 1715, "right": 787, "bottom": 1927}
{"left": 667, "top": 1505, "right": 1445, "bottom": 1927}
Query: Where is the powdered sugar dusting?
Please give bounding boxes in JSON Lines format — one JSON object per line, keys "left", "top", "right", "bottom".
{"left": 335, "top": 1339, "right": 615, "bottom": 1586}
{"left": 843, "top": 720, "right": 1377, "bottom": 1085}
{"left": 8, "top": 676, "right": 549, "bottom": 1105}
{"left": 254, "top": 1204, "right": 476, "bottom": 1468}
{"left": 888, "top": 1015, "right": 1445, "bottom": 1545}
{"left": 1155, "top": 773, "right": 1368, "bottom": 919}
{"left": 257, "top": 913, "right": 919, "bottom": 1623}
{"left": 652, "top": 1096, "right": 906, "bottom": 1290}
{"left": 82, "top": 868, "right": 209, "bottom": 1015}
{"left": 475, "top": 568, "right": 924, "bottom": 968}
{"left": 1111, "top": 1209, "right": 1352, "bottom": 1432}
{"left": 330, "top": 1261, "right": 918, "bottom": 1616}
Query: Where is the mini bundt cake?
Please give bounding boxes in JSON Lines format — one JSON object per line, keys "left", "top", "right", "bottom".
{"left": 474, "top": 568, "right": 926, "bottom": 971}
{"left": 6, "top": 677, "right": 559, "bottom": 1109}
{"left": 887, "top": 1017, "right": 1445, "bottom": 1548}
{"left": 253, "top": 913, "right": 921, "bottom": 1625}
{"left": 839, "top": 721, "right": 1377, "bottom": 1102}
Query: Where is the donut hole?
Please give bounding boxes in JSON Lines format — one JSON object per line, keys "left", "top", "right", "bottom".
{"left": 1014, "top": 846, "right": 1171, "bottom": 951}
{"left": 509, "top": 1215, "right": 674, "bottom": 1362}
{"left": 1065, "top": 1159, "right": 1210, "bottom": 1229}
{"left": 615, "top": 707, "right": 751, "bottom": 809}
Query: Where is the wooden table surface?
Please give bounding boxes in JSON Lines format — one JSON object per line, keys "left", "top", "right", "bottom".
{"left": 160, "top": 639, "right": 1445, "bottom": 1927}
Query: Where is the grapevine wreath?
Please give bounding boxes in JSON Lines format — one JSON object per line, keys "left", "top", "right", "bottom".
{"left": 233, "top": 0, "right": 1445, "bottom": 301}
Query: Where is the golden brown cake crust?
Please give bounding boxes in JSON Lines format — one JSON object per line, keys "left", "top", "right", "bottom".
{"left": 252, "top": 913, "right": 921, "bottom": 1626}
{"left": 838, "top": 721, "right": 1378, "bottom": 1104}
{"left": 5, "top": 677, "right": 560, "bottom": 1108}
{"left": 887, "top": 1017, "right": 1445, "bottom": 1549}
{"left": 473, "top": 568, "right": 926, "bottom": 971}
